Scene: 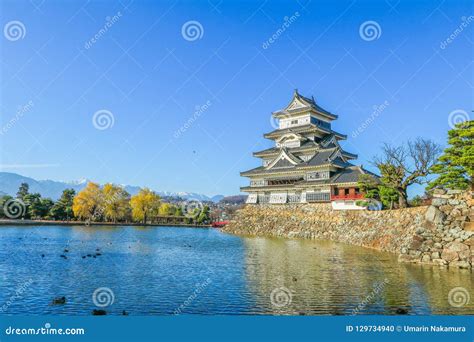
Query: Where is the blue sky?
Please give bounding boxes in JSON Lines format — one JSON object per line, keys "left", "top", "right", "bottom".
{"left": 0, "top": 0, "right": 472, "bottom": 197}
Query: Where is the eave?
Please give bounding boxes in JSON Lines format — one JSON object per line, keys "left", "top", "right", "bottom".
{"left": 272, "top": 107, "right": 338, "bottom": 121}
{"left": 240, "top": 181, "right": 360, "bottom": 193}
{"left": 253, "top": 147, "right": 357, "bottom": 160}
{"left": 240, "top": 163, "right": 344, "bottom": 177}
{"left": 272, "top": 90, "right": 338, "bottom": 121}
{"left": 264, "top": 124, "right": 347, "bottom": 140}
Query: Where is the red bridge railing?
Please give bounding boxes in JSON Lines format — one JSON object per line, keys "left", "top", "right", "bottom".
{"left": 330, "top": 194, "right": 364, "bottom": 201}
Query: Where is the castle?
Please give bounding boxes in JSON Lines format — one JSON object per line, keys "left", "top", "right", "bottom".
{"left": 241, "top": 90, "right": 377, "bottom": 209}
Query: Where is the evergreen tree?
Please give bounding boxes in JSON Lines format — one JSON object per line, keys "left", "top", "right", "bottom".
{"left": 0, "top": 195, "right": 13, "bottom": 218}
{"left": 16, "top": 183, "right": 29, "bottom": 200}
{"left": 196, "top": 205, "right": 210, "bottom": 224}
{"left": 50, "top": 189, "right": 76, "bottom": 220}
{"left": 24, "top": 193, "right": 42, "bottom": 219}
{"left": 378, "top": 186, "right": 399, "bottom": 209}
{"left": 175, "top": 207, "right": 184, "bottom": 216}
{"left": 358, "top": 174, "right": 380, "bottom": 200}
{"left": 38, "top": 198, "right": 54, "bottom": 219}
{"left": 428, "top": 120, "right": 473, "bottom": 190}
{"left": 358, "top": 175, "right": 400, "bottom": 209}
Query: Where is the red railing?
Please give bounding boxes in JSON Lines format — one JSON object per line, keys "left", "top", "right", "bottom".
{"left": 212, "top": 221, "right": 229, "bottom": 228}
{"left": 330, "top": 193, "right": 364, "bottom": 201}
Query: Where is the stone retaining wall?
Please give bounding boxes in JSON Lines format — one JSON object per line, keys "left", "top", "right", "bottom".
{"left": 399, "top": 190, "right": 473, "bottom": 268}
{"left": 223, "top": 190, "right": 473, "bottom": 269}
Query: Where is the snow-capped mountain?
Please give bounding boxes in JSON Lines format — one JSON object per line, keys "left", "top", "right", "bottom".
{"left": 0, "top": 172, "right": 224, "bottom": 202}
{"left": 156, "top": 191, "right": 223, "bottom": 202}
{"left": 66, "top": 177, "right": 89, "bottom": 186}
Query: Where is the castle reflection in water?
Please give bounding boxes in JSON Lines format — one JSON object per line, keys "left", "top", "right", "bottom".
{"left": 241, "top": 237, "right": 474, "bottom": 315}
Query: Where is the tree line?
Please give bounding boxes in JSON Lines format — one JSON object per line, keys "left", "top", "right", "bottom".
{"left": 0, "top": 182, "right": 210, "bottom": 225}
{"left": 357, "top": 120, "right": 473, "bottom": 209}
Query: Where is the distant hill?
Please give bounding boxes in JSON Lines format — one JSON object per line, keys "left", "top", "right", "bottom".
{"left": 0, "top": 172, "right": 88, "bottom": 200}
{"left": 211, "top": 195, "right": 225, "bottom": 202}
{"left": 219, "top": 195, "right": 247, "bottom": 205}
{"left": 0, "top": 172, "right": 225, "bottom": 202}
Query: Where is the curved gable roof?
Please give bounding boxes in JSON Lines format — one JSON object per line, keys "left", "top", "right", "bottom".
{"left": 273, "top": 90, "right": 338, "bottom": 120}
{"left": 266, "top": 149, "right": 301, "bottom": 170}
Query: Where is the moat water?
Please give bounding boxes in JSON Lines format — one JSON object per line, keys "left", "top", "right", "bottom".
{"left": 0, "top": 225, "right": 472, "bottom": 315}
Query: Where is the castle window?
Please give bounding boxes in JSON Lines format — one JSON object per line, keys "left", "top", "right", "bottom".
{"left": 282, "top": 140, "right": 300, "bottom": 148}
{"left": 310, "top": 117, "right": 331, "bottom": 129}
{"left": 307, "top": 171, "right": 329, "bottom": 180}
{"left": 251, "top": 179, "right": 265, "bottom": 187}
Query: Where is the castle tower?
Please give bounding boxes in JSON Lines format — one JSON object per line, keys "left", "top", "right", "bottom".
{"left": 241, "top": 90, "right": 376, "bottom": 209}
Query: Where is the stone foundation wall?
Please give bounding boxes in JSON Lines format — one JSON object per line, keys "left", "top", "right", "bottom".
{"left": 399, "top": 190, "right": 473, "bottom": 268}
{"left": 223, "top": 191, "right": 474, "bottom": 269}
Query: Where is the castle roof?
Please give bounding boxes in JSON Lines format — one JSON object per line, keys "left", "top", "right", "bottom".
{"left": 253, "top": 143, "right": 357, "bottom": 160}
{"left": 263, "top": 124, "right": 347, "bottom": 140}
{"left": 272, "top": 89, "right": 338, "bottom": 120}
{"left": 241, "top": 147, "right": 352, "bottom": 176}
{"left": 330, "top": 165, "right": 379, "bottom": 184}
{"left": 240, "top": 164, "right": 378, "bottom": 190}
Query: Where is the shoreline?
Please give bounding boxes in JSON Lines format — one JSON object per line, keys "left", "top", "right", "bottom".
{"left": 223, "top": 191, "right": 473, "bottom": 269}
{"left": 0, "top": 219, "right": 212, "bottom": 228}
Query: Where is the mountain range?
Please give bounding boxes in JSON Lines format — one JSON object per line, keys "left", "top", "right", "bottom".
{"left": 0, "top": 172, "right": 225, "bottom": 202}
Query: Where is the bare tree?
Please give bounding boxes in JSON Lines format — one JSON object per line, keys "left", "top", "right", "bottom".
{"left": 372, "top": 138, "right": 441, "bottom": 208}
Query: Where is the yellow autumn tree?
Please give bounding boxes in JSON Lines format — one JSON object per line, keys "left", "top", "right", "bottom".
{"left": 72, "top": 182, "right": 103, "bottom": 221}
{"left": 102, "top": 183, "right": 131, "bottom": 223}
{"left": 130, "top": 188, "right": 160, "bottom": 223}
{"left": 158, "top": 203, "right": 177, "bottom": 216}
